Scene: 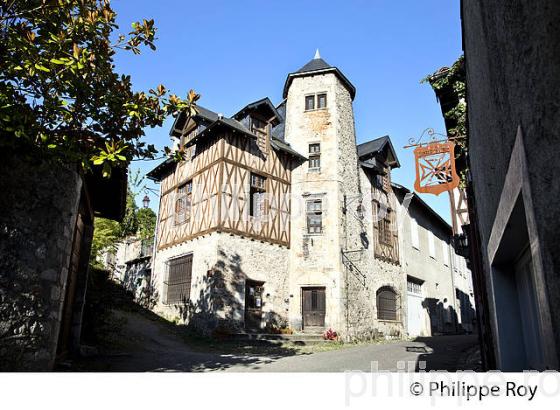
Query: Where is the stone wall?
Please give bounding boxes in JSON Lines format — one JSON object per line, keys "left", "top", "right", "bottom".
{"left": 342, "top": 168, "right": 405, "bottom": 341}
{"left": 151, "top": 232, "right": 289, "bottom": 335}
{"left": 284, "top": 72, "right": 351, "bottom": 333}
{"left": 0, "top": 149, "right": 83, "bottom": 370}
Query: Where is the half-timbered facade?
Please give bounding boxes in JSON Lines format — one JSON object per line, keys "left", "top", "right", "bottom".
{"left": 147, "top": 52, "right": 473, "bottom": 339}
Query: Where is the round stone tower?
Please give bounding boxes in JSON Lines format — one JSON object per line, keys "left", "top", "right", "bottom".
{"left": 283, "top": 51, "right": 361, "bottom": 333}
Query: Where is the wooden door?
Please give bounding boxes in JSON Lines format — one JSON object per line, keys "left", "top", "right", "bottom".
{"left": 57, "top": 213, "right": 85, "bottom": 357}
{"left": 244, "top": 280, "right": 264, "bottom": 331}
{"left": 302, "top": 287, "right": 326, "bottom": 328}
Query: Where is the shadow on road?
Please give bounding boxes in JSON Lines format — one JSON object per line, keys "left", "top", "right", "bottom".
{"left": 66, "top": 269, "right": 304, "bottom": 372}
{"left": 411, "top": 334, "right": 481, "bottom": 371}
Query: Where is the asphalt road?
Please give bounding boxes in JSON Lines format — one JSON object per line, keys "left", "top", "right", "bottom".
{"left": 69, "top": 309, "right": 479, "bottom": 372}
{"left": 225, "top": 335, "right": 479, "bottom": 372}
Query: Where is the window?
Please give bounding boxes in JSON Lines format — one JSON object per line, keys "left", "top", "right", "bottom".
{"left": 373, "top": 201, "right": 393, "bottom": 245}
{"left": 428, "top": 231, "right": 436, "bottom": 259}
{"left": 376, "top": 287, "right": 398, "bottom": 321}
{"left": 306, "top": 199, "right": 323, "bottom": 234}
{"left": 175, "top": 181, "right": 192, "bottom": 225}
{"left": 251, "top": 117, "right": 268, "bottom": 153}
{"left": 410, "top": 218, "right": 420, "bottom": 249}
{"left": 309, "top": 143, "right": 321, "bottom": 170}
{"left": 317, "top": 93, "right": 327, "bottom": 109}
{"left": 407, "top": 279, "right": 422, "bottom": 295}
{"left": 164, "top": 254, "right": 193, "bottom": 304}
{"left": 382, "top": 172, "right": 390, "bottom": 192}
{"left": 250, "top": 173, "right": 266, "bottom": 218}
{"left": 378, "top": 208, "right": 393, "bottom": 245}
{"left": 305, "top": 93, "right": 327, "bottom": 111}
{"left": 442, "top": 241, "right": 450, "bottom": 266}
{"left": 305, "top": 95, "right": 315, "bottom": 111}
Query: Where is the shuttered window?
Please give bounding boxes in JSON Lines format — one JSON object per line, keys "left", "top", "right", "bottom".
{"left": 164, "top": 254, "right": 193, "bottom": 304}
{"left": 376, "top": 286, "right": 398, "bottom": 321}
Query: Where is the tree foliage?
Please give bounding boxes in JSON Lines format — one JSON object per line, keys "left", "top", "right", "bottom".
{"left": 422, "top": 55, "right": 466, "bottom": 141}
{"left": 422, "top": 55, "right": 468, "bottom": 187}
{"left": 0, "top": 0, "right": 199, "bottom": 177}
{"left": 90, "top": 172, "right": 157, "bottom": 264}
{"left": 136, "top": 207, "right": 156, "bottom": 240}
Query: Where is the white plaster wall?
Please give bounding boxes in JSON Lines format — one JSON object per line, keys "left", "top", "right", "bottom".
{"left": 397, "top": 194, "right": 474, "bottom": 336}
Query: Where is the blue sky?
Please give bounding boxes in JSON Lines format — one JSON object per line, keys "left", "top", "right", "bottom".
{"left": 112, "top": 0, "right": 462, "bottom": 222}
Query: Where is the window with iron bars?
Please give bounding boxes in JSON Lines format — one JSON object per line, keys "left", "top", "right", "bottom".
{"left": 163, "top": 254, "right": 193, "bottom": 305}
{"left": 175, "top": 181, "right": 192, "bottom": 225}
{"left": 376, "top": 286, "right": 398, "bottom": 321}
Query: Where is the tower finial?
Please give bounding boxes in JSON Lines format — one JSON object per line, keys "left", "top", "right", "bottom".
{"left": 314, "top": 49, "right": 321, "bottom": 59}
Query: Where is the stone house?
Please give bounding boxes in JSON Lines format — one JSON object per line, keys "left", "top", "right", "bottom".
{"left": 0, "top": 148, "right": 127, "bottom": 370}
{"left": 147, "top": 52, "right": 473, "bottom": 339}
{"left": 98, "top": 236, "right": 154, "bottom": 306}
{"left": 459, "top": 0, "right": 560, "bottom": 370}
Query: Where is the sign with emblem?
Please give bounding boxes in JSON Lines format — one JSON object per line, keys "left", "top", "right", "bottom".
{"left": 413, "top": 141, "right": 460, "bottom": 195}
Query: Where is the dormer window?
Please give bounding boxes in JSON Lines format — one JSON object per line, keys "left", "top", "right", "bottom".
{"left": 250, "top": 116, "right": 268, "bottom": 153}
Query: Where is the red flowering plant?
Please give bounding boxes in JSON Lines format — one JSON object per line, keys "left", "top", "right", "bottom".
{"left": 323, "top": 328, "right": 338, "bottom": 341}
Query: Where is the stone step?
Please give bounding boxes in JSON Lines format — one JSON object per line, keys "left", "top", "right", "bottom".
{"left": 227, "top": 332, "right": 331, "bottom": 346}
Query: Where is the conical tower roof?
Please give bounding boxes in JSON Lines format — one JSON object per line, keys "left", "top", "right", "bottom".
{"left": 283, "top": 50, "right": 356, "bottom": 99}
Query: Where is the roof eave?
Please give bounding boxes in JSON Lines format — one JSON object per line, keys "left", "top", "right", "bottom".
{"left": 392, "top": 183, "right": 451, "bottom": 233}
{"left": 282, "top": 68, "right": 356, "bottom": 100}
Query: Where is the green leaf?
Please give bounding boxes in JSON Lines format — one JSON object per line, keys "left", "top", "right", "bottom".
{"left": 34, "top": 64, "right": 50, "bottom": 72}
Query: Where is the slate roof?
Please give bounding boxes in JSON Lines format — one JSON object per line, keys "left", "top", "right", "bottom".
{"left": 357, "top": 135, "right": 400, "bottom": 168}
{"left": 232, "top": 97, "right": 282, "bottom": 125}
{"left": 271, "top": 100, "right": 286, "bottom": 140}
{"left": 283, "top": 55, "right": 356, "bottom": 100}
{"left": 148, "top": 100, "right": 305, "bottom": 181}
{"left": 271, "top": 136, "right": 306, "bottom": 160}
{"left": 296, "top": 57, "right": 332, "bottom": 73}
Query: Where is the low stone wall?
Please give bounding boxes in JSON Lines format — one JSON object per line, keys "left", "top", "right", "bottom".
{"left": 0, "top": 149, "right": 82, "bottom": 370}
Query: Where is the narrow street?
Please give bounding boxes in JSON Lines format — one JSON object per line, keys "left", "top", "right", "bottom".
{"left": 69, "top": 308, "right": 480, "bottom": 372}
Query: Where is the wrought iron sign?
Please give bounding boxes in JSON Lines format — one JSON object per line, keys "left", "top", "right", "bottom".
{"left": 405, "top": 128, "right": 461, "bottom": 196}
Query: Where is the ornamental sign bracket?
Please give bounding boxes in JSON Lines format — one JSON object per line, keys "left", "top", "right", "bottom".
{"left": 404, "top": 128, "right": 464, "bottom": 196}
